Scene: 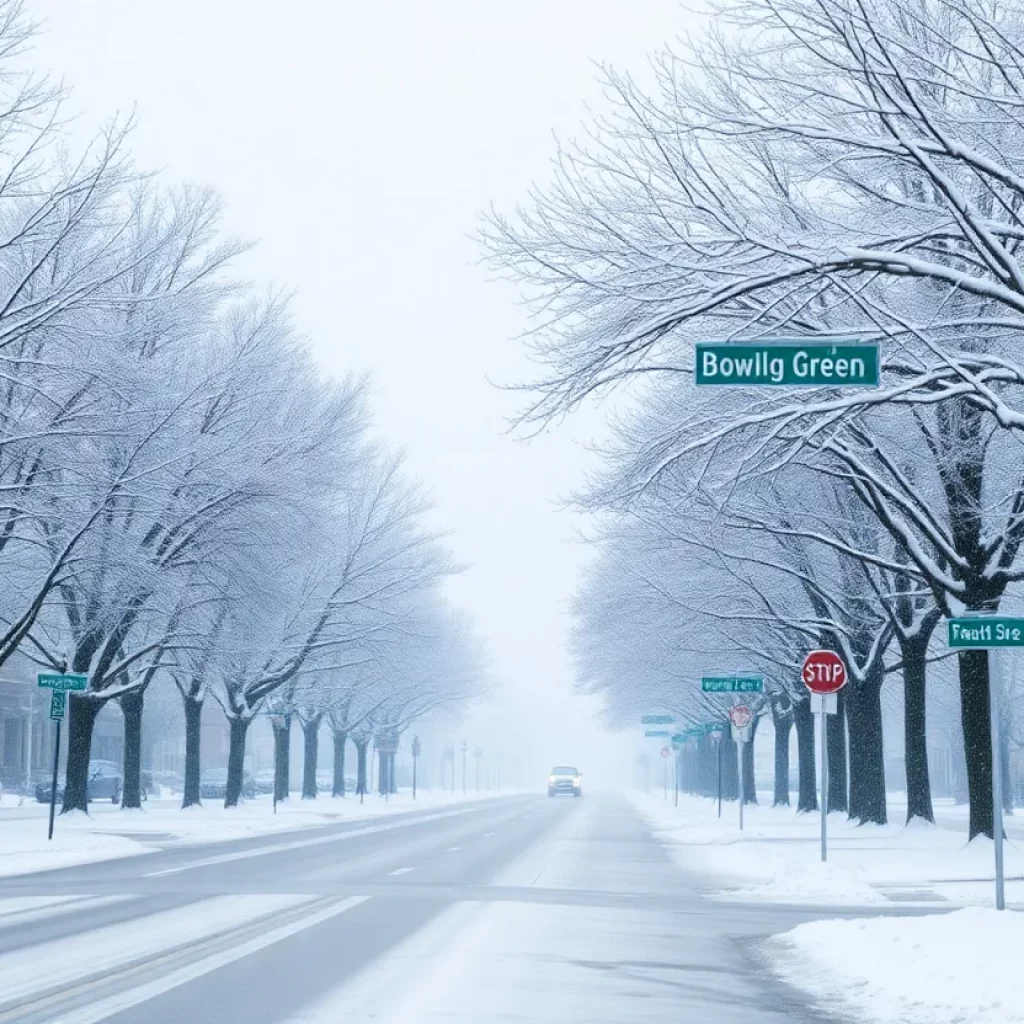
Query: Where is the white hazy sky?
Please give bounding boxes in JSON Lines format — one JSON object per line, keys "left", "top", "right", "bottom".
{"left": 33, "top": 0, "right": 686, "bottom": 788}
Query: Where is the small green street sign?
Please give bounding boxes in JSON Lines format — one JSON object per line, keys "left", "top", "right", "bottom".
{"left": 645, "top": 729, "right": 670, "bottom": 738}
{"left": 703, "top": 722, "right": 727, "bottom": 734}
{"left": 701, "top": 676, "right": 764, "bottom": 693}
{"left": 948, "top": 617, "right": 1024, "bottom": 649}
{"left": 671, "top": 733, "right": 685, "bottom": 743}
{"left": 49, "top": 690, "right": 66, "bottom": 721}
{"left": 695, "top": 339, "right": 879, "bottom": 388}
{"left": 641, "top": 714, "right": 674, "bottom": 725}
{"left": 37, "top": 673, "right": 88, "bottom": 692}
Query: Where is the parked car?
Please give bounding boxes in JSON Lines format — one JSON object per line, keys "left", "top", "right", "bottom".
{"left": 253, "top": 769, "right": 275, "bottom": 795}
{"left": 199, "top": 768, "right": 256, "bottom": 800}
{"left": 35, "top": 760, "right": 123, "bottom": 804}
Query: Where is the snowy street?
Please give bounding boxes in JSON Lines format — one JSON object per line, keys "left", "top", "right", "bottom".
{"left": 0, "top": 793, "right": 925, "bottom": 1023}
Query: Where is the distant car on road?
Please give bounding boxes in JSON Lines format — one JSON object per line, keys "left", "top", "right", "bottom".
{"left": 548, "top": 766, "right": 582, "bottom": 798}
{"left": 35, "top": 760, "right": 123, "bottom": 804}
{"left": 199, "top": 768, "right": 256, "bottom": 800}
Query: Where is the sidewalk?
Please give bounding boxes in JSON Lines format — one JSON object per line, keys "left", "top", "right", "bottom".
{"left": 633, "top": 791, "right": 1024, "bottom": 1024}
{"left": 632, "top": 790, "right": 1024, "bottom": 907}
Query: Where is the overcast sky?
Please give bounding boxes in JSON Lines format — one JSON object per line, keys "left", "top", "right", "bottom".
{"left": 33, "top": 0, "right": 685, "bottom": 788}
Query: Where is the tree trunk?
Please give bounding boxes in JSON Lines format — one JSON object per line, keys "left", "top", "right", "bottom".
{"left": 225, "top": 717, "right": 250, "bottom": 808}
{"left": 182, "top": 695, "right": 203, "bottom": 808}
{"left": 741, "top": 715, "right": 758, "bottom": 804}
{"left": 951, "top": 726, "right": 970, "bottom": 804}
{"left": 903, "top": 638, "right": 934, "bottom": 823}
{"left": 389, "top": 752, "right": 398, "bottom": 794}
{"left": 827, "top": 689, "right": 848, "bottom": 815}
{"left": 958, "top": 649, "right": 994, "bottom": 839}
{"left": 846, "top": 677, "right": 887, "bottom": 825}
{"left": 720, "top": 734, "right": 739, "bottom": 800}
{"left": 272, "top": 717, "right": 291, "bottom": 804}
{"left": 355, "top": 738, "right": 368, "bottom": 796}
{"left": 62, "top": 695, "right": 103, "bottom": 814}
{"left": 378, "top": 748, "right": 389, "bottom": 795}
{"left": 302, "top": 718, "right": 320, "bottom": 799}
{"left": 332, "top": 729, "right": 347, "bottom": 797}
{"left": 794, "top": 698, "right": 818, "bottom": 813}
{"left": 119, "top": 688, "right": 144, "bottom": 809}
{"left": 773, "top": 711, "right": 792, "bottom": 807}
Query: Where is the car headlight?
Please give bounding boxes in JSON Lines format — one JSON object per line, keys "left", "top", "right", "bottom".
{"left": 573, "top": 776, "right": 581, "bottom": 786}
{"left": 548, "top": 775, "right": 556, "bottom": 784}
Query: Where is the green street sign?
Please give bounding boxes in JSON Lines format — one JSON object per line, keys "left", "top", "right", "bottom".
{"left": 49, "top": 690, "right": 66, "bottom": 721}
{"left": 948, "top": 617, "right": 1024, "bottom": 649}
{"left": 695, "top": 339, "right": 879, "bottom": 387}
{"left": 703, "top": 722, "right": 727, "bottom": 734}
{"left": 37, "top": 673, "right": 88, "bottom": 692}
{"left": 671, "top": 733, "right": 685, "bottom": 743}
{"left": 701, "top": 676, "right": 764, "bottom": 693}
{"left": 645, "top": 729, "right": 670, "bottom": 738}
{"left": 640, "top": 715, "right": 674, "bottom": 725}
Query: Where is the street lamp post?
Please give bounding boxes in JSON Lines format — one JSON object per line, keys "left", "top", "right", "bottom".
{"left": 411, "top": 735, "right": 421, "bottom": 799}
{"left": 461, "top": 741, "right": 468, "bottom": 795}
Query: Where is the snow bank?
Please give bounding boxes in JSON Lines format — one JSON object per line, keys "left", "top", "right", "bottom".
{"left": 769, "top": 908, "right": 1024, "bottom": 1024}
{"left": 631, "top": 791, "right": 1024, "bottom": 906}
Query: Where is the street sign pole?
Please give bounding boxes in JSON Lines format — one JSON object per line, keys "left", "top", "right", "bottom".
{"left": 717, "top": 739, "right": 722, "bottom": 818}
{"left": 48, "top": 719, "right": 61, "bottom": 841}
{"left": 737, "top": 737, "right": 744, "bottom": 832}
{"left": 820, "top": 698, "right": 829, "bottom": 863}
{"left": 946, "top": 615, "right": 1024, "bottom": 910}
{"left": 673, "top": 751, "right": 678, "bottom": 806}
{"left": 990, "top": 650, "right": 1005, "bottom": 911}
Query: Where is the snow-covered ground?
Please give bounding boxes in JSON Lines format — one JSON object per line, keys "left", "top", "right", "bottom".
{"left": 0, "top": 789, "right": 508, "bottom": 878}
{"left": 770, "top": 907, "right": 1024, "bottom": 1024}
{"left": 632, "top": 790, "right": 1024, "bottom": 906}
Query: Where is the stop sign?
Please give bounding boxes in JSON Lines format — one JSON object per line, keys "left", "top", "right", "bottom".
{"left": 802, "top": 650, "right": 847, "bottom": 694}
{"left": 728, "top": 704, "right": 753, "bottom": 728}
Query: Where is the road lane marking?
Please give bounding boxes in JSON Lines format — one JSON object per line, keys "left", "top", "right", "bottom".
{"left": 0, "top": 895, "right": 134, "bottom": 931}
{"left": 45, "top": 895, "right": 369, "bottom": 1024}
{"left": 0, "top": 894, "right": 307, "bottom": 1012}
{"left": 484, "top": 831, "right": 495, "bottom": 836}
{"left": 388, "top": 867, "right": 415, "bottom": 875}
{"left": 446, "top": 846, "right": 462, "bottom": 852}
{"left": 143, "top": 801, "right": 504, "bottom": 877}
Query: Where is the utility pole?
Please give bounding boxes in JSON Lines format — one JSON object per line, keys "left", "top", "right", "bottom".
{"left": 461, "top": 740, "right": 468, "bottom": 795}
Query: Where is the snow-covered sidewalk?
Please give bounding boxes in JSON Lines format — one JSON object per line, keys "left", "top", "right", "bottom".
{"left": 770, "top": 907, "right": 1024, "bottom": 1024}
{"left": 0, "top": 789, "right": 507, "bottom": 878}
{"left": 632, "top": 790, "right": 1024, "bottom": 906}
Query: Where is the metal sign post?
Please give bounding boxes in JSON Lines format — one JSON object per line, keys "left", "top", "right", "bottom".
{"left": 990, "top": 651, "right": 1005, "bottom": 911}
{"left": 819, "top": 696, "right": 829, "bottom": 862}
{"left": 411, "top": 735, "right": 421, "bottom": 800}
{"left": 729, "top": 705, "right": 754, "bottom": 832}
{"left": 802, "top": 652, "right": 847, "bottom": 863}
{"left": 717, "top": 737, "right": 723, "bottom": 818}
{"left": 946, "top": 616, "right": 1024, "bottom": 910}
{"left": 46, "top": 691, "right": 66, "bottom": 841}
{"left": 37, "top": 673, "right": 86, "bottom": 840}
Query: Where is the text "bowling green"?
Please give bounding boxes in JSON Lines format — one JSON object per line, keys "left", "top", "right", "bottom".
{"left": 695, "top": 340, "right": 880, "bottom": 387}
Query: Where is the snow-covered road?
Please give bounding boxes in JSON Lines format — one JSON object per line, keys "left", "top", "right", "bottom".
{"left": 0, "top": 793, "right": 937, "bottom": 1022}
